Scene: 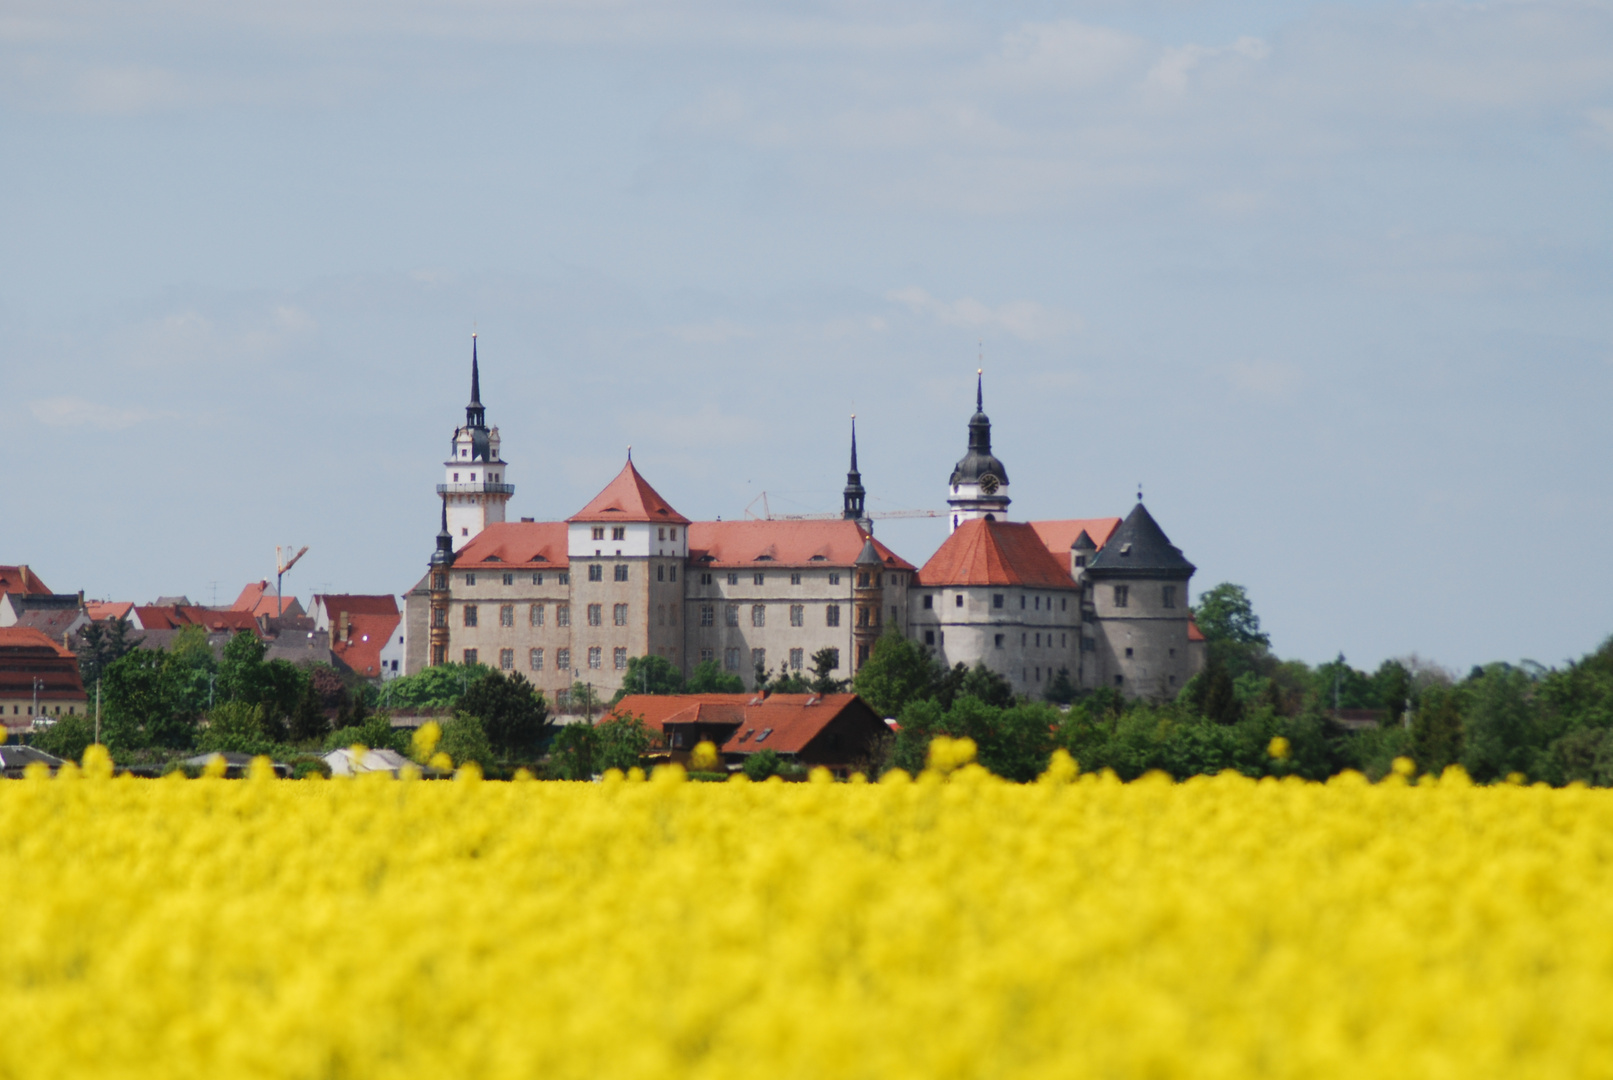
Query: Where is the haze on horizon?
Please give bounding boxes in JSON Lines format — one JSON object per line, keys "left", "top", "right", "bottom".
{"left": 2, "top": 0, "right": 1610, "bottom": 675}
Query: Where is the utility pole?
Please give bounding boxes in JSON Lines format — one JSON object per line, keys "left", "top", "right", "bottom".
{"left": 95, "top": 682, "right": 102, "bottom": 746}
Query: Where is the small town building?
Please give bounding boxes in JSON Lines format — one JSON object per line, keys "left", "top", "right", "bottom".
{"left": 610, "top": 692, "right": 891, "bottom": 777}
{"left": 311, "top": 595, "right": 404, "bottom": 680}
{"left": 0, "top": 626, "right": 89, "bottom": 733}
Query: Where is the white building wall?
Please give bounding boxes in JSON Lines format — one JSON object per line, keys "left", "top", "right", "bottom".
{"left": 907, "top": 583, "right": 1080, "bottom": 698}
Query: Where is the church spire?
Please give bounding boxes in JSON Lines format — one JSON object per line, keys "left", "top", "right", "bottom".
{"left": 430, "top": 497, "right": 454, "bottom": 566}
{"left": 466, "top": 333, "right": 486, "bottom": 430}
{"left": 843, "top": 414, "right": 867, "bottom": 524}
{"left": 947, "top": 368, "right": 1011, "bottom": 533}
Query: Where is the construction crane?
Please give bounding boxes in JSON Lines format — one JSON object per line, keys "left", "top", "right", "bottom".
{"left": 743, "top": 492, "right": 941, "bottom": 522}
{"left": 275, "top": 545, "right": 309, "bottom": 616}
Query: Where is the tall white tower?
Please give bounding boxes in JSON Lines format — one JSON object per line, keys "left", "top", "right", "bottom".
{"left": 438, "top": 333, "right": 512, "bottom": 551}
{"left": 946, "top": 370, "right": 1011, "bottom": 533}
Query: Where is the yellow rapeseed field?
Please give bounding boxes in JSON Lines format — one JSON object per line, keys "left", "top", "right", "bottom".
{"left": 4, "top": 742, "right": 1612, "bottom": 1079}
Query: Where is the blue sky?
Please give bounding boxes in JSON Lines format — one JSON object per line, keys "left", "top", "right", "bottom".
{"left": 2, "top": 0, "right": 1610, "bottom": 672}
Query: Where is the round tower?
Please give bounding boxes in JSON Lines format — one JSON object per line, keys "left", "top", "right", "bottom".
{"left": 427, "top": 499, "right": 454, "bottom": 667}
{"left": 946, "top": 370, "right": 1011, "bottom": 533}
{"left": 438, "top": 333, "right": 513, "bottom": 551}
{"left": 852, "top": 537, "right": 885, "bottom": 671}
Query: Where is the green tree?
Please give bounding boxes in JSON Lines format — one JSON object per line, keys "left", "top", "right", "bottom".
{"left": 439, "top": 714, "right": 496, "bottom": 769}
{"left": 611, "top": 655, "right": 685, "bottom": 704}
{"left": 378, "top": 662, "right": 493, "bottom": 711}
{"left": 288, "top": 678, "right": 329, "bottom": 744}
{"left": 1372, "top": 660, "right": 1413, "bottom": 726}
{"left": 764, "top": 665, "right": 812, "bottom": 694}
{"left": 32, "top": 715, "right": 94, "bottom": 762}
{"left": 461, "top": 670, "right": 550, "bottom": 757}
{"left": 808, "top": 648, "right": 846, "bottom": 693}
{"left": 1193, "top": 583, "right": 1270, "bottom": 647}
{"left": 743, "top": 748, "right": 783, "bottom": 781}
{"left": 101, "top": 649, "right": 198, "bottom": 753}
{"left": 1412, "top": 684, "right": 1465, "bottom": 775}
{"left": 853, "top": 628, "right": 940, "bottom": 718}
{"left": 595, "top": 712, "right": 655, "bottom": 772}
{"left": 685, "top": 659, "right": 745, "bottom": 694}
{"left": 77, "top": 618, "right": 141, "bottom": 689}
{"left": 326, "top": 714, "right": 408, "bottom": 754}
{"left": 547, "top": 724, "right": 596, "bottom": 780}
{"left": 1460, "top": 665, "right": 1537, "bottom": 782}
{"left": 1044, "top": 666, "right": 1077, "bottom": 706}
{"left": 198, "top": 702, "right": 268, "bottom": 754}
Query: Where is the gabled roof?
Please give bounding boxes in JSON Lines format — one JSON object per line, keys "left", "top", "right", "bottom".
{"left": 315, "top": 595, "right": 403, "bottom": 678}
{"left": 85, "top": 601, "right": 134, "bottom": 622}
{"left": 0, "top": 566, "right": 52, "bottom": 598}
{"left": 1084, "top": 503, "right": 1195, "bottom": 579}
{"left": 685, "top": 521, "right": 914, "bottom": 570}
{"left": 609, "top": 693, "right": 874, "bottom": 755}
{"left": 1028, "top": 519, "right": 1123, "bottom": 563}
{"left": 0, "top": 627, "right": 85, "bottom": 703}
{"left": 568, "top": 460, "right": 690, "bottom": 525}
{"left": 132, "top": 605, "right": 261, "bottom": 634}
{"left": 231, "top": 581, "right": 303, "bottom": 619}
{"left": 915, "top": 519, "right": 1079, "bottom": 590}
{"left": 454, "top": 522, "right": 570, "bottom": 569}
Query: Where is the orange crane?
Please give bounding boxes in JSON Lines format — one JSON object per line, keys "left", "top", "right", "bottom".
{"left": 743, "top": 492, "right": 941, "bottom": 522}
{"left": 275, "top": 545, "right": 309, "bottom": 617}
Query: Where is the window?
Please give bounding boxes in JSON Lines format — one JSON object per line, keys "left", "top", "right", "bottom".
{"left": 453, "top": 472, "right": 459, "bottom": 481}
{"left": 669, "top": 566, "right": 677, "bottom": 582}
{"left": 614, "top": 604, "right": 628, "bottom": 626}
{"left": 556, "top": 604, "right": 570, "bottom": 627}
{"left": 752, "top": 605, "right": 766, "bottom": 627}
{"left": 1082, "top": 637, "right": 1096, "bottom": 652}
{"left": 668, "top": 605, "right": 677, "bottom": 626}
{"left": 700, "top": 648, "right": 714, "bottom": 664}
{"left": 994, "top": 634, "right": 1004, "bottom": 648}
{"left": 701, "top": 572, "right": 713, "bottom": 585}
{"left": 724, "top": 647, "right": 741, "bottom": 671}
{"left": 503, "top": 573, "right": 514, "bottom": 586}
{"left": 611, "top": 526, "right": 626, "bottom": 541}
{"left": 751, "top": 648, "right": 766, "bottom": 671}
{"left": 614, "top": 564, "right": 629, "bottom": 582}
{"left": 558, "top": 572, "right": 569, "bottom": 585}
{"left": 924, "top": 630, "right": 935, "bottom": 645}
{"left": 891, "top": 605, "right": 899, "bottom": 623}
{"left": 829, "top": 573, "right": 840, "bottom": 586}
{"left": 753, "top": 572, "right": 765, "bottom": 586}
{"left": 670, "top": 528, "right": 677, "bottom": 540}
{"left": 657, "top": 604, "right": 666, "bottom": 626}
{"left": 1114, "top": 674, "right": 1124, "bottom": 687}
{"left": 432, "top": 573, "right": 447, "bottom": 590}
{"left": 1021, "top": 596, "right": 1026, "bottom": 610}
{"left": 556, "top": 647, "right": 570, "bottom": 671}
{"left": 500, "top": 605, "right": 514, "bottom": 627}
{"left": 1075, "top": 555, "right": 1087, "bottom": 568}
{"left": 587, "top": 604, "right": 603, "bottom": 626}
{"left": 1061, "top": 598, "right": 1067, "bottom": 611}
{"left": 500, "top": 649, "right": 515, "bottom": 671}
{"left": 1035, "top": 633, "right": 1041, "bottom": 647}
{"left": 857, "top": 606, "right": 870, "bottom": 627}
{"left": 530, "top": 648, "right": 544, "bottom": 671}
{"left": 592, "top": 527, "right": 605, "bottom": 540}
{"left": 1125, "top": 647, "right": 1134, "bottom": 657}
{"left": 465, "top": 573, "right": 477, "bottom": 586}
{"left": 657, "top": 565, "right": 665, "bottom": 582}
{"left": 530, "top": 603, "right": 544, "bottom": 626}
{"left": 463, "top": 648, "right": 478, "bottom": 665}
{"left": 727, "top": 573, "right": 740, "bottom": 586}
{"left": 955, "top": 594, "right": 964, "bottom": 608}
{"left": 464, "top": 605, "right": 478, "bottom": 627}
{"left": 1114, "top": 585, "right": 1129, "bottom": 608}
{"left": 1062, "top": 634, "right": 1067, "bottom": 647}
{"left": 857, "top": 572, "right": 870, "bottom": 588}
{"left": 1169, "top": 648, "right": 1176, "bottom": 658}
{"left": 755, "top": 728, "right": 772, "bottom": 744}
{"left": 700, "top": 605, "right": 714, "bottom": 627}
{"left": 993, "top": 594, "right": 1004, "bottom": 609}
{"left": 614, "top": 647, "right": 627, "bottom": 670}
{"left": 790, "top": 572, "right": 801, "bottom": 585}
{"left": 923, "top": 594, "right": 933, "bottom": 610}
{"left": 588, "top": 564, "right": 603, "bottom": 582}
{"left": 725, "top": 605, "right": 739, "bottom": 627}
{"left": 826, "top": 605, "right": 841, "bottom": 627}
{"left": 790, "top": 648, "right": 804, "bottom": 670}
{"left": 658, "top": 527, "right": 666, "bottom": 541}
{"left": 790, "top": 604, "right": 804, "bottom": 627}
{"left": 857, "top": 644, "right": 869, "bottom": 665}
{"left": 432, "top": 608, "right": 446, "bottom": 628}
{"left": 588, "top": 647, "right": 602, "bottom": 669}
{"left": 533, "top": 573, "right": 544, "bottom": 585}
{"left": 1163, "top": 585, "right": 1176, "bottom": 609}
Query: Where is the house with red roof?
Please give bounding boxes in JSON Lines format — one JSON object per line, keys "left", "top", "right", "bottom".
{"left": 230, "top": 580, "right": 305, "bottom": 620}
{"left": 311, "top": 594, "right": 404, "bottom": 680}
{"left": 0, "top": 565, "right": 52, "bottom": 601}
{"left": 0, "top": 626, "right": 88, "bottom": 732}
{"left": 609, "top": 692, "right": 890, "bottom": 777}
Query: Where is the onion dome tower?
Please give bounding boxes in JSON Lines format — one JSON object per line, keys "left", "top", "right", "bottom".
{"left": 438, "top": 333, "right": 513, "bottom": 551}
{"left": 946, "top": 371, "right": 1011, "bottom": 533}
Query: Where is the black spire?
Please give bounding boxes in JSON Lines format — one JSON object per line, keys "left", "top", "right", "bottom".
{"left": 430, "top": 498, "right": 455, "bottom": 567}
{"left": 843, "top": 415, "right": 866, "bottom": 521}
{"left": 950, "top": 369, "right": 1009, "bottom": 487}
{"left": 466, "top": 333, "right": 486, "bottom": 431}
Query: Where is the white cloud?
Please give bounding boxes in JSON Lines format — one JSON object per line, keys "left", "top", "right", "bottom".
{"left": 30, "top": 396, "right": 158, "bottom": 430}
{"left": 886, "top": 287, "right": 1079, "bottom": 341}
{"left": 981, "top": 20, "right": 1147, "bottom": 92}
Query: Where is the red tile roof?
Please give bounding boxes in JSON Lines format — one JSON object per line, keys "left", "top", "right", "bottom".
{"left": 327, "top": 603, "right": 402, "bottom": 679}
{"left": 568, "top": 460, "right": 690, "bottom": 525}
{"left": 1028, "top": 518, "right": 1122, "bottom": 562}
{"left": 0, "top": 565, "right": 52, "bottom": 598}
{"left": 915, "top": 519, "right": 1080, "bottom": 589}
{"left": 231, "top": 581, "right": 303, "bottom": 619}
{"left": 1188, "top": 619, "right": 1206, "bottom": 642}
{"left": 609, "top": 693, "right": 869, "bottom": 755}
{"left": 0, "top": 627, "right": 86, "bottom": 705}
{"left": 454, "top": 522, "right": 570, "bottom": 568}
{"left": 686, "top": 520, "right": 915, "bottom": 571}
{"left": 84, "top": 602, "right": 134, "bottom": 622}
{"left": 133, "top": 606, "right": 261, "bottom": 634}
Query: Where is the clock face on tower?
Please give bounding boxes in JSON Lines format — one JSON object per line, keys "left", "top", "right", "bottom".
{"left": 979, "top": 474, "right": 1000, "bottom": 495}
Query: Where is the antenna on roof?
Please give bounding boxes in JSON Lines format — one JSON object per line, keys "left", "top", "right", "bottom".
{"left": 1137, "top": 482, "right": 1144, "bottom": 503}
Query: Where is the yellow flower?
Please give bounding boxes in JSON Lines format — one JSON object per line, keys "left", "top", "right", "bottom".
{"left": 411, "top": 721, "right": 442, "bottom": 762}
{"left": 689, "top": 740, "right": 720, "bottom": 772}
{"left": 1268, "top": 736, "right": 1291, "bottom": 761}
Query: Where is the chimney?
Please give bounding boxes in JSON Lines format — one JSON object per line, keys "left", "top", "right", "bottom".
{"left": 339, "top": 611, "right": 351, "bottom": 643}
{"left": 20, "top": 565, "right": 29, "bottom": 591}
{"left": 77, "top": 590, "right": 86, "bottom": 611}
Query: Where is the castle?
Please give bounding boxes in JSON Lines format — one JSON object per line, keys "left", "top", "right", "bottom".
{"left": 403, "top": 339, "right": 1205, "bottom": 703}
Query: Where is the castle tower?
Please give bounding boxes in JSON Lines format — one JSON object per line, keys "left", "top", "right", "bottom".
{"left": 427, "top": 499, "right": 454, "bottom": 667}
{"left": 947, "top": 371, "right": 1011, "bottom": 533}
{"left": 1083, "top": 501, "right": 1199, "bottom": 697}
{"left": 852, "top": 537, "right": 885, "bottom": 671}
{"left": 842, "top": 415, "right": 871, "bottom": 531}
{"left": 438, "top": 333, "right": 513, "bottom": 551}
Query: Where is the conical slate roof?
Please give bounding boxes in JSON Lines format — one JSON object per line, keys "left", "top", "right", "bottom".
{"left": 855, "top": 537, "right": 883, "bottom": 566}
{"left": 1083, "top": 503, "right": 1195, "bottom": 579}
